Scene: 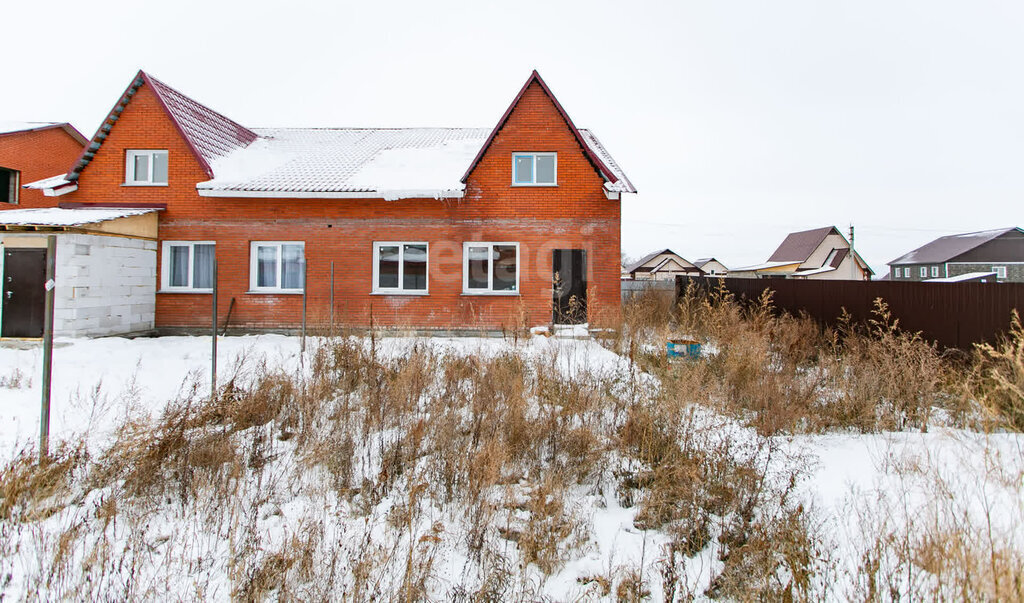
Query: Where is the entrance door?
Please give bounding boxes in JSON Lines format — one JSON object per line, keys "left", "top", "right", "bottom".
{"left": 1, "top": 248, "right": 47, "bottom": 338}
{"left": 552, "top": 249, "right": 587, "bottom": 324}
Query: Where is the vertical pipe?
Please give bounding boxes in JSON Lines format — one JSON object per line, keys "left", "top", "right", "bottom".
{"left": 39, "top": 235, "right": 56, "bottom": 464}
{"left": 301, "top": 259, "right": 307, "bottom": 354}
{"left": 329, "top": 261, "right": 335, "bottom": 338}
{"left": 211, "top": 258, "right": 218, "bottom": 403}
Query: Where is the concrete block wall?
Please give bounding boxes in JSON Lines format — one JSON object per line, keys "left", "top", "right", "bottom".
{"left": 54, "top": 234, "right": 156, "bottom": 337}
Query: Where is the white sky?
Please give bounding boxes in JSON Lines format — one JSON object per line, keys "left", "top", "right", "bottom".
{"left": 3, "top": 0, "right": 1022, "bottom": 273}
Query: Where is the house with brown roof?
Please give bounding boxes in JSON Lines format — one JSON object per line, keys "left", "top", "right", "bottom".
{"left": 730, "top": 226, "right": 873, "bottom": 280}
{"left": 624, "top": 249, "right": 703, "bottom": 280}
{"left": 15, "top": 69, "right": 635, "bottom": 335}
{"left": 889, "top": 227, "right": 1024, "bottom": 282}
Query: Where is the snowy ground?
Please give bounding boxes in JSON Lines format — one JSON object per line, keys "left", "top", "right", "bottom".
{"left": 1, "top": 335, "right": 1021, "bottom": 599}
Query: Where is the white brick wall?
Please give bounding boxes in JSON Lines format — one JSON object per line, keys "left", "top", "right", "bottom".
{"left": 53, "top": 235, "right": 156, "bottom": 337}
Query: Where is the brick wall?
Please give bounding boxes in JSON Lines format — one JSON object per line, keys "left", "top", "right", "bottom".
{"left": 60, "top": 80, "right": 623, "bottom": 331}
{"left": 0, "top": 127, "right": 84, "bottom": 208}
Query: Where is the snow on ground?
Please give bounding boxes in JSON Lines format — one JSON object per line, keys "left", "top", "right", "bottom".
{"left": 0, "top": 334, "right": 1021, "bottom": 598}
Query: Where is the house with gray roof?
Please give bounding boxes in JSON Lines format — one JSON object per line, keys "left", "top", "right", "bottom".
{"left": 889, "top": 227, "right": 1024, "bottom": 282}
{"left": 693, "top": 257, "right": 729, "bottom": 277}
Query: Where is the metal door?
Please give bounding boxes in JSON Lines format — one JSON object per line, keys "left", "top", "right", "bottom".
{"left": 1, "top": 248, "right": 46, "bottom": 337}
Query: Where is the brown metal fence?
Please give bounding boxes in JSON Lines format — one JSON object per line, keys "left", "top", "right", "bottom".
{"left": 676, "top": 276, "right": 1024, "bottom": 349}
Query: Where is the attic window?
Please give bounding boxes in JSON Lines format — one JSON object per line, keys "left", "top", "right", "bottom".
{"left": 126, "top": 150, "right": 169, "bottom": 185}
{"left": 512, "top": 153, "right": 556, "bottom": 186}
{"left": 0, "top": 168, "right": 17, "bottom": 204}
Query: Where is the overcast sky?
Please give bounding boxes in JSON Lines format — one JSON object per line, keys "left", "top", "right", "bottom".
{"left": 4, "top": 0, "right": 1022, "bottom": 273}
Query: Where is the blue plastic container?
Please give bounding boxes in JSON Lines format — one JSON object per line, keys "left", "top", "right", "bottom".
{"left": 667, "top": 339, "right": 702, "bottom": 359}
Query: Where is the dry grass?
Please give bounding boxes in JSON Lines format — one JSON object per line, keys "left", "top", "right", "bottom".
{"left": 0, "top": 290, "right": 1019, "bottom": 599}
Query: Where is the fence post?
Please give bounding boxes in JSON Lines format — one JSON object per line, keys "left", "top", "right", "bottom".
{"left": 301, "top": 259, "right": 307, "bottom": 355}
{"left": 39, "top": 235, "right": 56, "bottom": 464}
{"left": 329, "top": 261, "right": 335, "bottom": 338}
{"left": 211, "top": 258, "right": 218, "bottom": 403}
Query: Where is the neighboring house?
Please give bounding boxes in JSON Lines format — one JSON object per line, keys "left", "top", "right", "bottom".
{"left": 0, "top": 121, "right": 86, "bottom": 208}
{"left": 731, "top": 226, "right": 873, "bottom": 280}
{"left": 889, "top": 227, "right": 1024, "bottom": 283}
{"left": 21, "top": 70, "right": 635, "bottom": 334}
{"left": 624, "top": 249, "right": 703, "bottom": 280}
{"left": 693, "top": 257, "right": 728, "bottom": 277}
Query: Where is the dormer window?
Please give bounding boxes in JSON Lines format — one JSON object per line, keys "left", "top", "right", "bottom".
{"left": 512, "top": 153, "right": 556, "bottom": 186}
{"left": 0, "top": 167, "right": 18, "bottom": 204}
{"left": 125, "top": 150, "right": 169, "bottom": 185}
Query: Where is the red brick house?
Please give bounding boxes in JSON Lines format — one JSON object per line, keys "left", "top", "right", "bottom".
{"left": 26, "top": 70, "right": 635, "bottom": 333}
{"left": 0, "top": 122, "right": 86, "bottom": 208}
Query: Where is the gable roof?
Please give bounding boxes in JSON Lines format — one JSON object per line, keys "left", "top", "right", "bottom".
{"left": 35, "top": 69, "right": 634, "bottom": 200}
{"left": 889, "top": 227, "right": 1024, "bottom": 265}
{"left": 768, "top": 226, "right": 842, "bottom": 263}
{"left": 64, "top": 71, "right": 257, "bottom": 184}
{"left": 624, "top": 249, "right": 701, "bottom": 274}
{"left": 693, "top": 257, "right": 728, "bottom": 270}
{"left": 0, "top": 121, "right": 87, "bottom": 145}
{"left": 459, "top": 70, "right": 635, "bottom": 194}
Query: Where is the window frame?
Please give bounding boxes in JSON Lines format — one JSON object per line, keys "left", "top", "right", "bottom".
{"left": 0, "top": 167, "right": 19, "bottom": 204}
{"left": 371, "top": 241, "right": 429, "bottom": 295}
{"left": 993, "top": 265, "right": 1008, "bottom": 279}
{"left": 511, "top": 152, "right": 557, "bottom": 186}
{"left": 160, "top": 241, "right": 216, "bottom": 293}
{"left": 125, "top": 150, "right": 169, "bottom": 186}
{"left": 462, "top": 242, "right": 520, "bottom": 295}
{"left": 248, "top": 241, "right": 306, "bottom": 294}
{"left": 931, "top": 266, "right": 940, "bottom": 278}
{"left": 919, "top": 266, "right": 928, "bottom": 278}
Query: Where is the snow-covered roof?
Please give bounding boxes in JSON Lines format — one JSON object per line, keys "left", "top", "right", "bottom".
{"left": 925, "top": 271, "right": 999, "bottom": 283}
{"left": 197, "top": 128, "right": 490, "bottom": 199}
{"left": 23, "top": 174, "right": 74, "bottom": 190}
{"left": 195, "top": 127, "right": 631, "bottom": 200}
{"left": 890, "top": 228, "right": 1023, "bottom": 265}
{"left": 42, "top": 70, "right": 636, "bottom": 200}
{"left": 731, "top": 260, "right": 802, "bottom": 272}
{"left": 0, "top": 207, "right": 157, "bottom": 227}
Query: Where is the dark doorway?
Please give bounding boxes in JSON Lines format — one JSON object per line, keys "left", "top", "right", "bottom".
{"left": 2, "top": 248, "right": 47, "bottom": 338}
{"left": 552, "top": 249, "right": 587, "bottom": 324}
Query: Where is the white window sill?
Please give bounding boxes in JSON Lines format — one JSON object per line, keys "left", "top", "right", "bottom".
{"left": 461, "top": 291, "right": 520, "bottom": 296}
{"left": 122, "top": 183, "right": 169, "bottom": 187}
{"left": 510, "top": 183, "right": 557, "bottom": 187}
{"left": 246, "top": 290, "right": 305, "bottom": 295}
{"left": 158, "top": 289, "right": 213, "bottom": 294}
{"left": 371, "top": 290, "right": 429, "bottom": 296}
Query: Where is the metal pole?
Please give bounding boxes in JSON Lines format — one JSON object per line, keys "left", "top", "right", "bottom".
{"left": 211, "top": 258, "right": 218, "bottom": 402}
{"left": 301, "top": 260, "right": 307, "bottom": 354}
{"left": 849, "top": 224, "right": 856, "bottom": 280}
{"left": 329, "top": 261, "right": 334, "bottom": 338}
{"left": 39, "top": 235, "right": 56, "bottom": 464}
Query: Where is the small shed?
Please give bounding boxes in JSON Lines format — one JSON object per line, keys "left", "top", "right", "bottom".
{"left": 0, "top": 208, "right": 158, "bottom": 338}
